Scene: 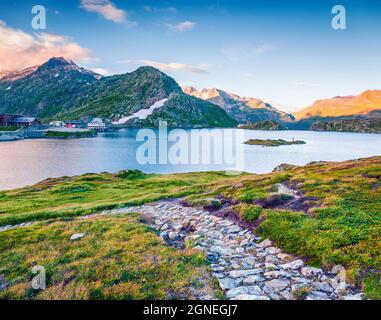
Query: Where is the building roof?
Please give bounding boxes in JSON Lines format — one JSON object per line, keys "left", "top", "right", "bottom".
{"left": 10, "top": 117, "right": 38, "bottom": 123}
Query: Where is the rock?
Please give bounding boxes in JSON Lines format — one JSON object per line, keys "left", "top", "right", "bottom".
{"left": 226, "top": 286, "right": 263, "bottom": 299}
{"left": 266, "top": 247, "right": 281, "bottom": 255}
{"left": 70, "top": 233, "right": 85, "bottom": 240}
{"left": 264, "top": 279, "right": 290, "bottom": 293}
{"left": 301, "top": 267, "right": 323, "bottom": 277}
{"left": 218, "top": 277, "right": 238, "bottom": 290}
{"left": 243, "top": 275, "right": 263, "bottom": 285}
{"left": 277, "top": 253, "right": 292, "bottom": 261}
{"left": 280, "top": 259, "right": 304, "bottom": 270}
{"left": 272, "top": 163, "right": 299, "bottom": 172}
{"left": 210, "top": 246, "right": 234, "bottom": 256}
{"left": 159, "top": 231, "right": 168, "bottom": 239}
{"left": 306, "top": 291, "right": 330, "bottom": 300}
{"left": 291, "top": 283, "right": 310, "bottom": 292}
{"left": 168, "top": 232, "right": 179, "bottom": 240}
{"left": 230, "top": 294, "right": 270, "bottom": 301}
{"left": 212, "top": 272, "right": 224, "bottom": 279}
{"left": 268, "top": 293, "right": 282, "bottom": 300}
{"left": 265, "top": 255, "right": 280, "bottom": 264}
{"left": 256, "top": 239, "right": 272, "bottom": 249}
{"left": 228, "top": 225, "right": 241, "bottom": 233}
{"left": 313, "top": 282, "right": 334, "bottom": 293}
{"left": 212, "top": 266, "right": 225, "bottom": 272}
{"left": 265, "top": 263, "right": 277, "bottom": 270}
{"left": 229, "top": 269, "right": 262, "bottom": 278}
{"left": 160, "top": 223, "right": 169, "bottom": 231}
{"left": 280, "top": 290, "right": 293, "bottom": 300}
{"left": 242, "top": 258, "right": 256, "bottom": 268}
{"left": 292, "top": 277, "right": 312, "bottom": 284}
{"left": 264, "top": 271, "right": 291, "bottom": 279}
{"left": 343, "top": 294, "right": 363, "bottom": 300}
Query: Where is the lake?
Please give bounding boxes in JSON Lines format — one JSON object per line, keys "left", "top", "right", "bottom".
{"left": 0, "top": 129, "right": 380, "bottom": 190}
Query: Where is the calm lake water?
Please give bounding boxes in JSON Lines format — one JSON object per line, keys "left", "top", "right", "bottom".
{"left": 0, "top": 129, "right": 380, "bottom": 190}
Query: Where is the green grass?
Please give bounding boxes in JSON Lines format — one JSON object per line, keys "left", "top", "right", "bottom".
{"left": 45, "top": 130, "right": 96, "bottom": 139}
{"left": 0, "top": 126, "right": 19, "bottom": 132}
{"left": 0, "top": 157, "right": 380, "bottom": 299}
{"left": 0, "top": 214, "right": 209, "bottom": 300}
{"left": 0, "top": 170, "right": 236, "bottom": 226}
{"left": 244, "top": 139, "right": 306, "bottom": 147}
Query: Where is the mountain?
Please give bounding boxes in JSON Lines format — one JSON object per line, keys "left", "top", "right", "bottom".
{"left": 311, "top": 118, "right": 381, "bottom": 133}
{"left": 294, "top": 90, "right": 381, "bottom": 120}
{"left": 183, "top": 87, "right": 294, "bottom": 124}
{"left": 0, "top": 57, "right": 102, "bottom": 118}
{"left": 0, "top": 58, "right": 237, "bottom": 128}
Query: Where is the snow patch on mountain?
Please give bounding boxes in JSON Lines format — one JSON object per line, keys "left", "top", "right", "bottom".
{"left": 113, "top": 98, "right": 169, "bottom": 125}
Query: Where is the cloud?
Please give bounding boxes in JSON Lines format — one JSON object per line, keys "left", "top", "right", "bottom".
{"left": 91, "top": 67, "right": 110, "bottom": 75}
{"left": 80, "top": 0, "right": 136, "bottom": 26}
{"left": 165, "top": 21, "right": 196, "bottom": 32}
{"left": 137, "top": 60, "right": 209, "bottom": 74}
{"left": 221, "top": 43, "right": 275, "bottom": 62}
{"left": 143, "top": 6, "right": 177, "bottom": 13}
{"left": 0, "top": 20, "right": 92, "bottom": 72}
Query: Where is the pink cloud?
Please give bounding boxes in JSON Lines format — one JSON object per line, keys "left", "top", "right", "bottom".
{"left": 0, "top": 21, "right": 92, "bottom": 72}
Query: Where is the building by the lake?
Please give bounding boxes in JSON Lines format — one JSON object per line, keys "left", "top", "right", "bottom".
{"left": 49, "top": 121, "right": 65, "bottom": 128}
{"left": 87, "top": 118, "right": 106, "bottom": 130}
{"left": 65, "top": 120, "right": 85, "bottom": 128}
{"left": 0, "top": 114, "right": 40, "bottom": 127}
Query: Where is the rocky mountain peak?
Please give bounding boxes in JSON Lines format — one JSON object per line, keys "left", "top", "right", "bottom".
{"left": 182, "top": 86, "right": 294, "bottom": 123}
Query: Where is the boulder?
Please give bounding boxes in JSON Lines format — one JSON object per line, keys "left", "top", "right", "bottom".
{"left": 228, "top": 269, "right": 262, "bottom": 278}
{"left": 243, "top": 275, "right": 263, "bottom": 285}
{"left": 264, "top": 279, "right": 290, "bottom": 293}
{"left": 70, "top": 233, "right": 85, "bottom": 240}
{"left": 256, "top": 239, "right": 272, "bottom": 249}
{"left": 226, "top": 285, "right": 263, "bottom": 299}
{"left": 280, "top": 259, "right": 304, "bottom": 270}
{"left": 301, "top": 267, "right": 323, "bottom": 277}
{"left": 218, "top": 277, "right": 238, "bottom": 291}
{"left": 168, "top": 232, "right": 179, "bottom": 240}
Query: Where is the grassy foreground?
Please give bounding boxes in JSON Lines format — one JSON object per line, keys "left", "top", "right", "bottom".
{"left": 0, "top": 214, "right": 208, "bottom": 299}
{"left": 0, "top": 158, "right": 380, "bottom": 299}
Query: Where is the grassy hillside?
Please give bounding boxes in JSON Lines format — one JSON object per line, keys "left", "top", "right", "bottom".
{"left": 0, "top": 158, "right": 380, "bottom": 299}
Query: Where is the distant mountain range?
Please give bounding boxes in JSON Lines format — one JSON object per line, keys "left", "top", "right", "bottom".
{"left": 1, "top": 57, "right": 380, "bottom": 132}
{"left": 183, "top": 87, "right": 294, "bottom": 124}
{"left": 0, "top": 57, "right": 236, "bottom": 128}
{"left": 294, "top": 90, "right": 381, "bottom": 120}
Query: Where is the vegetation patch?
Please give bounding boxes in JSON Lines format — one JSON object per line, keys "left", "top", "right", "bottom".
{"left": 0, "top": 126, "right": 19, "bottom": 132}
{"left": 244, "top": 139, "right": 306, "bottom": 147}
{"left": 0, "top": 214, "right": 209, "bottom": 300}
{"left": 45, "top": 130, "right": 96, "bottom": 139}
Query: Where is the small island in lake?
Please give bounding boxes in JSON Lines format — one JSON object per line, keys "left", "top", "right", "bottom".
{"left": 244, "top": 138, "right": 306, "bottom": 147}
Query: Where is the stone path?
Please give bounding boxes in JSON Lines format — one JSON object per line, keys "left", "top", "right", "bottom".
{"left": 83, "top": 201, "right": 363, "bottom": 300}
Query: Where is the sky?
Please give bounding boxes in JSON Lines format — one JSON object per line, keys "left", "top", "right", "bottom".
{"left": 0, "top": 0, "right": 381, "bottom": 112}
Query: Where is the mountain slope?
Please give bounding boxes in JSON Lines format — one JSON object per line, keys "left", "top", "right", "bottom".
{"left": 294, "top": 90, "right": 381, "bottom": 120}
{"left": 0, "top": 57, "right": 101, "bottom": 118}
{"left": 0, "top": 58, "right": 236, "bottom": 128}
{"left": 183, "top": 87, "right": 294, "bottom": 124}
